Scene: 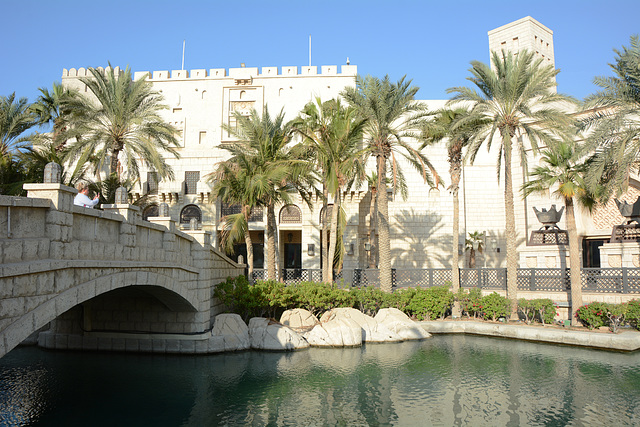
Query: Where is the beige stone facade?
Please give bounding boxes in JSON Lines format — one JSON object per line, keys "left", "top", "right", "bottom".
{"left": 59, "top": 17, "right": 632, "bottom": 273}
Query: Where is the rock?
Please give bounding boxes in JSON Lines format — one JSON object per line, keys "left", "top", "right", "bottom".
{"left": 211, "top": 313, "right": 250, "bottom": 351}
{"left": 280, "top": 308, "right": 319, "bottom": 333}
{"left": 248, "top": 317, "right": 310, "bottom": 351}
{"left": 375, "top": 308, "right": 432, "bottom": 340}
{"left": 304, "top": 318, "right": 363, "bottom": 347}
{"left": 321, "top": 307, "right": 401, "bottom": 343}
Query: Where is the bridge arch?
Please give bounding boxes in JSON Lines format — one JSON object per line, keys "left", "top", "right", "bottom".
{"left": 3, "top": 270, "right": 202, "bottom": 357}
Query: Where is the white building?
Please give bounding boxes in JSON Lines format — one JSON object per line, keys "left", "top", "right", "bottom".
{"left": 61, "top": 16, "right": 637, "bottom": 276}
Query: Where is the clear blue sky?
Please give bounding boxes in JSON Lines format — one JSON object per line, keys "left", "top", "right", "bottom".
{"left": 2, "top": 0, "right": 638, "bottom": 103}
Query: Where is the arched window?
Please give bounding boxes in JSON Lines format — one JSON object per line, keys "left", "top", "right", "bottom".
{"left": 180, "top": 204, "right": 202, "bottom": 225}
{"left": 319, "top": 204, "right": 334, "bottom": 227}
{"left": 142, "top": 204, "right": 159, "bottom": 221}
{"left": 280, "top": 205, "right": 302, "bottom": 224}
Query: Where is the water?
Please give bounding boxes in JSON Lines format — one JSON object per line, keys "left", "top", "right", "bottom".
{"left": 1, "top": 335, "right": 639, "bottom": 426}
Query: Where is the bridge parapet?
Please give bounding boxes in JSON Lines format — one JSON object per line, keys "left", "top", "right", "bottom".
{"left": 0, "top": 182, "right": 243, "bottom": 358}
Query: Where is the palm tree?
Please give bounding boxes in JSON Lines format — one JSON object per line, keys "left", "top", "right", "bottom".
{"left": 465, "top": 231, "right": 485, "bottom": 268}
{"left": 448, "top": 50, "right": 577, "bottom": 319}
{"left": 0, "top": 93, "right": 37, "bottom": 160}
{"left": 583, "top": 36, "right": 640, "bottom": 197}
{"left": 209, "top": 154, "right": 262, "bottom": 279}
{"left": 30, "top": 82, "right": 80, "bottom": 150}
{"left": 342, "top": 75, "right": 440, "bottom": 292}
{"left": 63, "top": 65, "right": 180, "bottom": 184}
{"left": 522, "top": 141, "right": 598, "bottom": 325}
{"left": 421, "top": 107, "right": 484, "bottom": 303}
{"left": 294, "top": 98, "right": 367, "bottom": 282}
{"left": 222, "top": 107, "right": 314, "bottom": 281}
{"left": 365, "top": 172, "right": 379, "bottom": 269}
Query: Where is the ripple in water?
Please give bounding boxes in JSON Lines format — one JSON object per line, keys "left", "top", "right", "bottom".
{"left": 0, "top": 335, "right": 639, "bottom": 426}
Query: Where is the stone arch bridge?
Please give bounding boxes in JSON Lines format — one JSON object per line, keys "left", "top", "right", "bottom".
{"left": 0, "top": 183, "right": 243, "bottom": 358}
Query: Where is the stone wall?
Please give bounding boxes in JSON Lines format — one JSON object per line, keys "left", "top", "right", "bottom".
{"left": 0, "top": 183, "right": 243, "bottom": 358}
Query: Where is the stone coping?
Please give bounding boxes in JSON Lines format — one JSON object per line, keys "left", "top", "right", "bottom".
{"left": 419, "top": 320, "right": 640, "bottom": 352}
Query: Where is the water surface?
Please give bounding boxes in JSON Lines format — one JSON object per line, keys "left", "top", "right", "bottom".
{"left": 1, "top": 335, "right": 639, "bottom": 426}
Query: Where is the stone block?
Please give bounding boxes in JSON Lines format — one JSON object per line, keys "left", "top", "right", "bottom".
{"left": 150, "top": 322, "right": 165, "bottom": 332}
{"left": 0, "top": 278, "right": 13, "bottom": 299}
{"left": 3, "top": 240, "right": 23, "bottom": 264}
{"left": 165, "top": 339, "right": 180, "bottom": 353}
{"left": 13, "top": 275, "right": 37, "bottom": 297}
{"left": 111, "top": 338, "right": 125, "bottom": 351}
{"left": 50, "top": 241, "right": 64, "bottom": 259}
{"left": 64, "top": 241, "right": 79, "bottom": 260}
{"left": 152, "top": 339, "right": 167, "bottom": 353}
{"left": 37, "top": 238, "right": 49, "bottom": 258}
{"left": 207, "top": 335, "right": 225, "bottom": 353}
{"left": 97, "top": 337, "right": 112, "bottom": 351}
{"left": 138, "top": 339, "right": 153, "bottom": 353}
{"left": 165, "top": 323, "right": 184, "bottom": 334}
{"left": 22, "top": 239, "right": 39, "bottom": 261}
{"left": 0, "top": 297, "right": 25, "bottom": 318}
{"left": 125, "top": 338, "right": 139, "bottom": 352}
{"left": 158, "top": 312, "right": 176, "bottom": 323}
{"left": 36, "top": 272, "right": 55, "bottom": 295}
{"left": 54, "top": 269, "right": 74, "bottom": 293}
{"left": 82, "top": 336, "right": 98, "bottom": 351}
{"left": 55, "top": 289, "right": 79, "bottom": 317}
{"left": 77, "top": 281, "right": 96, "bottom": 303}
{"left": 55, "top": 334, "right": 69, "bottom": 349}
{"left": 180, "top": 340, "right": 196, "bottom": 353}
{"left": 67, "top": 334, "right": 83, "bottom": 350}
{"left": 194, "top": 339, "right": 208, "bottom": 354}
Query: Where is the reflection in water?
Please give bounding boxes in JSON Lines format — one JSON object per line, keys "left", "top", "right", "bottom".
{"left": 1, "top": 335, "right": 639, "bottom": 426}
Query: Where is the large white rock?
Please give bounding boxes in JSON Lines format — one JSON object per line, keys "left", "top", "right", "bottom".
{"left": 211, "top": 313, "right": 250, "bottom": 351}
{"left": 280, "top": 308, "right": 319, "bottom": 333}
{"left": 321, "top": 307, "right": 401, "bottom": 343}
{"left": 248, "top": 317, "right": 310, "bottom": 351}
{"left": 304, "top": 317, "right": 363, "bottom": 347}
{"left": 375, "top": 308, "right": 432, "bottom": 340}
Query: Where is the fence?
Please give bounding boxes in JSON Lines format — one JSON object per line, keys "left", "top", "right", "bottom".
{"left": 249, "top": 267, "right": 640, "bottom": 294}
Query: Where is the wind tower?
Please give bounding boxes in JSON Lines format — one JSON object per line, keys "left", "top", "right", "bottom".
{"left": 488, "top": 16, "right": 556, "bottom": 89}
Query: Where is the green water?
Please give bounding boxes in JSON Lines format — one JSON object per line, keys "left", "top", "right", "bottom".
{"left": 1, "top": 335, "right": 639, "bottom": 426}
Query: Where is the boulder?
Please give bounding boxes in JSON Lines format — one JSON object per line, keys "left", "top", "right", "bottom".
{"left": 375, "top": 308, "right": 432, "bottom": 340}
{"left": 321, "top": 307, "right": 401, "bottom": 343}
{"left": 280, "top": 308, "right": 319, "bottom": 333}
{"left": 304, "top": 317, "right": 363, "bottom": 347}
{"left": 248, "top": 317, "right": 310, "bottom": 351}
{"left": 211, "top": 313, "right": 250, "bottom": 351}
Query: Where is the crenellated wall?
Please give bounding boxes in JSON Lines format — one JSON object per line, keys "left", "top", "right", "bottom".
{"left": 62, "top": 64, "right": 357, "bottom": 80}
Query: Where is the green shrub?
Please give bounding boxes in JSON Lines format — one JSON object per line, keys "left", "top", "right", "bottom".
{"left": 626, "top": 299, "right": 640, "bottom": 330}
{"left": 575, "top": 302, "right": 609, "bottom": 330}
{"left": 405, "top": 286, "right": 454, "bottom": 320}
{"left": 457, "top": 288, "right": 483, "bottom": 319}
{"left": 479, "top": 292, "right": 511, "bottom": 321}
{"left": 213, "top": 276, "right": 271, "bottom": 321}
{"left": 518, "top": 298, "right": 557, "bottom": 325}
{"left": 605, "top": 303, "right": 627, "bottom": 333}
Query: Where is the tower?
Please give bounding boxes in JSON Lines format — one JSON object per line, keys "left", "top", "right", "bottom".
{"left": 488, "top": 16, "right": 555, "bottom": 67}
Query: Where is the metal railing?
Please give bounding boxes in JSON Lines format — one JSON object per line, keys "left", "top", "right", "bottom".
{"left": 248, "top": 267, "right": 640, "bottom": 294}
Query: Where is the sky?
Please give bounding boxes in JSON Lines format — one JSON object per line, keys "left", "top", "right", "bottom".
{"left": 1, "top": 0, "right": 639, "bottom": 104}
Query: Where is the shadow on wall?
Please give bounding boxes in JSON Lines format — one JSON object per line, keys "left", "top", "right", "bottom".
{"left": 390, "top": 209, "right": 448, "bottom": 268}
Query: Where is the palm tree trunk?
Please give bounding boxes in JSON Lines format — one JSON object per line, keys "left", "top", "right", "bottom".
{"left": 242, "top": 206, "right": 254, "bottom": 280}
{"left": 503, "top": 142, "right": 519, "bottom": 320}
{"left": 377, "top": 155, "right": 392, "bottom": 293}
{"left": 322, "top": 183, "right": 329, "bottom": 282}
{"left": 110, "top": 149, "right": 120, "bottom": 180}
{"left": 327, "top": 187, "right": 341, "bottom": 283}
{"left": 369, "top": 186, "right": 377, "bottom": 269}
{"left": 266, "top": 204, "right": 277, "bottom": 281}
{"left": 451, "top": 157, "right": 461, "bottom": 317}
{"left": 565, "top": 198, "right": 583, "bottom": 326}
